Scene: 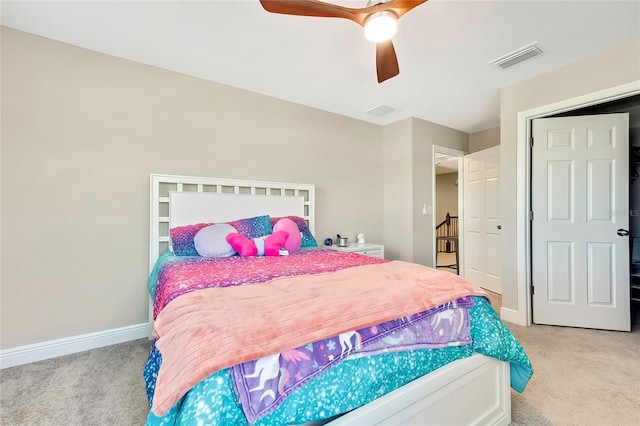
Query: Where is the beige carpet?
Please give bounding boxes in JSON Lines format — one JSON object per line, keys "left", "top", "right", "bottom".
{"left": 1, "top": 317, "right": 639, "bottom": 425}
{"left": 436, "top": 251, "right": 458, "bottom": 275}
{"left": 508, "top": 321, "right": 640, "bottom": 425}
{"left": 0, "top": 339, "right": 151, "bottom": 425}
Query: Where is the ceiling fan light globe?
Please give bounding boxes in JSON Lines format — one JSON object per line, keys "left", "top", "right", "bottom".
{"left": 364, "top": 11, "right": 397, "bottom": 43}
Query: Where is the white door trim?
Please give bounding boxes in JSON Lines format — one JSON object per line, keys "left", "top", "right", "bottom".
{"left": 432, "top": 145, "right": 467, "bottom": 273}
{"left": 513, "top": 80, "right": 640, "bottom": 326}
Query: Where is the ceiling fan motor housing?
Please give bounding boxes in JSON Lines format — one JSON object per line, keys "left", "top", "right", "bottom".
{"left": 364, "top": 10, "right": 398, "bottom": 43}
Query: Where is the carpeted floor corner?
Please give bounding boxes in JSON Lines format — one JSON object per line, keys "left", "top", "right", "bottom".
{"left": 0, "top": 339, "right": 150, "bottom": 425}
{"left": 505, "top": 321, "right": 640, "bottom": 426}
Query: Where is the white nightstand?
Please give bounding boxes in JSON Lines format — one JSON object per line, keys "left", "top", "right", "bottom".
{"left": 328, "top": 243, "right": 385, "bottom": 259}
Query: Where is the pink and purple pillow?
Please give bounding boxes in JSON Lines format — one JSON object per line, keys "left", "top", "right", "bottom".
{"left": 228, "top": 215, "right": 272, "bottom": 240}
{"left": 170, "top": 223, "right": 213, "bottom": 256}
{"left": 170, "top": 215, "right": 272, "bottom": 256}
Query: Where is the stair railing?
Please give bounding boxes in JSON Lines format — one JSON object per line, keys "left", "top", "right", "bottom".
{"left": 435, "top": 213, "right": 458, "bottom": 252}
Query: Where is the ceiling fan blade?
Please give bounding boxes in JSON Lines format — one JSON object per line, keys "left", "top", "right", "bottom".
{"left": 376, "top": 40, "right": 399, "bottom": 83}
{"left": 388, "top": 0, "right": 429, "bottom": 20}
{"left": 260, "top": 1, "right": 428, "bottom": 25}
{"left": 259, "top": 0, "right": 367, "bottom": 25}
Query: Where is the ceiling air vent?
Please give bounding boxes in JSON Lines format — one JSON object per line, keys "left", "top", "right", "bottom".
{"left": 366, "top": 104, "right": 399, "bottom": 117}
{"left": 489, "top": 42, "right": 543, "bottom": 70}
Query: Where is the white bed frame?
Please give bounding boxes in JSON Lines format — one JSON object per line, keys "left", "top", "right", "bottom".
{"left": 149, "top": 173, "right": 511, "bottom": 426}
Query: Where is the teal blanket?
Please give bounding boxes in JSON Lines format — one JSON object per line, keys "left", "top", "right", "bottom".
{"left": 144, "top": 297, "right": 532, "bottom": 425}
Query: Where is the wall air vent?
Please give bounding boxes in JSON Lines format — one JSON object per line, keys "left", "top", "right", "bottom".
{"left": 366, "top": 104, "right": 399, "bottom": 117}
{"left": 489, "top": 42, "right": 543, "bottom": 70}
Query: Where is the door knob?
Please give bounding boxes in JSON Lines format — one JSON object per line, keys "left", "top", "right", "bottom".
{"left": 497, "top": 225, "right": 502, "bottom": 230}
{"left": 617, "top": 229, "right": 629, "bottom": 236}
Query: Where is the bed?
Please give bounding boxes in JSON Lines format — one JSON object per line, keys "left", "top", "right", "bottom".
{"left": 144, "top": 174, "right": 532, "bottom": 426}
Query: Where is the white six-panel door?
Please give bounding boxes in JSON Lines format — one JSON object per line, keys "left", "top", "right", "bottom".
{"left": 463, "top": 146, "right": 501, "bottom": 294}
{"left": 532, "top": 113, "right": 630, "bottom": 331}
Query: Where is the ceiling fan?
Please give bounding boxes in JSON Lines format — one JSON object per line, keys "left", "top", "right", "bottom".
{"left": 259, "top": 0, "right": 428, "bottom": 83}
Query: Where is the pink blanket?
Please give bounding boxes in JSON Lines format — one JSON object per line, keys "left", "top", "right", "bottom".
{"left": 151, "top": 260, "right": 488, "bottom": 416}
{"left": 153, "top": 249, "right": 386, "bottom": 318}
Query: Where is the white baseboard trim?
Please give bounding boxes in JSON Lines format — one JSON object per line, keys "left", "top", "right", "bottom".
{"left": 0, "top": 322, "right": 152, "bottom": 369}
{"left": 500, "top": 307, "right": 527, "bottom": 326}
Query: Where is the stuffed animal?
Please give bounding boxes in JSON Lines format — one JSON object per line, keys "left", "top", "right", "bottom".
{"left": 272, "top": 217, "right": 302, "bottom": 251}
{"left": 226, "top": 230, "right": 289, "bottom": 256}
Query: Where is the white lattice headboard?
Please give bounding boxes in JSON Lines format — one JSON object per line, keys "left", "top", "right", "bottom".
{"left": 148, "top": 174, "right": 316, "bottom": 325}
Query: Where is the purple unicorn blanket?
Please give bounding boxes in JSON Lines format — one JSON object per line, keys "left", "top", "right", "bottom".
{"left": 230, "top": 296, "right": 475, "bottom": 424}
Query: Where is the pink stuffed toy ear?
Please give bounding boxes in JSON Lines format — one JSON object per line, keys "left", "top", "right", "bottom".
{"left": 264, "top": 230, "right": 289, "bottom": 256}
{"left": 226, "top": 233, "right": 257, "bottom": 256}
{"left": 273, "top": 218, "right": 302, "bottom": 252}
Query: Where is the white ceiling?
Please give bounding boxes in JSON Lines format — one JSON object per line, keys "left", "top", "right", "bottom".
{"left": 2, "top": 0, "right": 639, "bottom": 133}
{"left": 435, "top": 153, "right": 459, "bottom": 174}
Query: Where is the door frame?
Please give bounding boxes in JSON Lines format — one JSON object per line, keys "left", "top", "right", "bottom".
{"left": 432, "top": 145, "right": 466, "bottom": 274}
{"left": 511, "top": 80, "right": 640, "bottom": 326}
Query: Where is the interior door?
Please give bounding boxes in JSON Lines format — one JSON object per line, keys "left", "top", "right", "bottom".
{"left": 463, "top": 146, "right": 501, "bottom": 294}
{"left": 532, "top": 113, "right": 630, "bottom": 331}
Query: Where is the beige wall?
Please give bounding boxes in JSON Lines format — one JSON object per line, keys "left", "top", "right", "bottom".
{"left": 0, "top": 27, "right": 385, "bottom": 348}
{"left": 469, "top": 126, "right": 499, "bottom": 153}
{"left": 412, "top": 119, "right": 468, "bottom": 267}
{"left": 500, "top": 40, "right": 640, "bottom": 310}
{"left": 382, "top": 119, "right": 414, "bottom": 262}
{"left": 382, "top": 118, "right": 468, "bottom": 266}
